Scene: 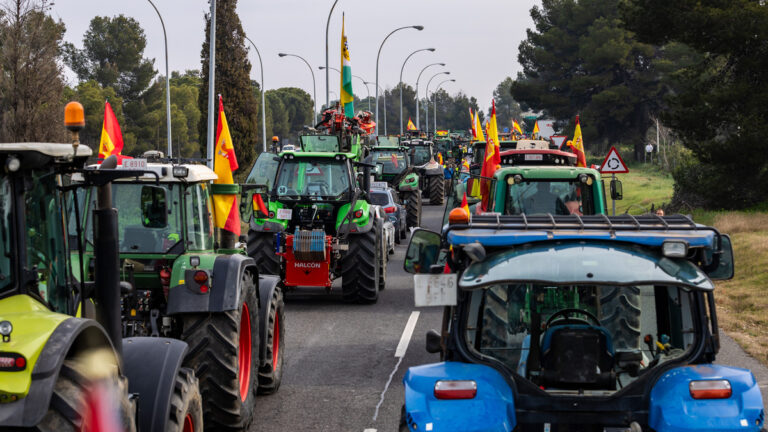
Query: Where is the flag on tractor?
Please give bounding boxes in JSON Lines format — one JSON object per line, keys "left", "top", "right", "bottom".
{"left": 512, "top": 119, "right": 523, "bottom": 136}
{"left": 473, "top": 110, "right": 485, "bottom": 142}
{"left": 407, "top": 117, "right": 416, "bottom": 130}
{"left": 567, "top": 115, "right": 587, "bottom": 167}
{"left": 533, "top": 121, "right": 540, "bottom": 138}
{"left": 340, "top": 14, "right": 354, "bottom": 118}
{"left": 212, "top": 95, "right": 241, "bottom": 235}
{"left": 461, "top": 192, "right": 470, "bottom": 218}
{"left": 469, "top": 107, "right": 475, "bottom": 137}
{"left": 480, "top": 100, "right": 502, "bottom": 211}
{"left": 99, "top": 100, "right": 124, "bottom": 160}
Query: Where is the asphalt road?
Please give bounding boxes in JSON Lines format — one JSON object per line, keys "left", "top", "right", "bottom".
{"left": 251, "top": 201, "right": 768, "bottom": 431}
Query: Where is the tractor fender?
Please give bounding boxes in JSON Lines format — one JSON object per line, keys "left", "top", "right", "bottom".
{"left": 257, "top": 274, "right": 281, "bottom": 366}
{"left": 249, "top": 217, "right": 286, "bottom": 233}
{"left": 122, "top": 337, "right": 189, "bottom": 432}
{"left": 402, "top": 361, "right": 517, "bottom": 432}
{"left": 425, "top": 166, "right": 444, "bottom": 177}
{"left": 167, "top": 254, "right": 258, "bottom": 314}
{"left": 649, "top": 364, "right": 764, "bottom": 432}
{"left": 338, "top": 210, "right": 374, "bottom": 235}
{"left": 0, "top": 317, "right": 116, "bottom": 427}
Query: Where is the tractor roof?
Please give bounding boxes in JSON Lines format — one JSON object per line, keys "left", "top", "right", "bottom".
{"left": 0, "top": 142, "right": 92, "bottom": 158}
{"left": 280, "top": 151, "right": 357, "bottom": 159}
{"left": 75, "top": 161, "right": 217, "bottom": 183}
{"left": 494, "top": 165, "right": 600, "bottom": 179}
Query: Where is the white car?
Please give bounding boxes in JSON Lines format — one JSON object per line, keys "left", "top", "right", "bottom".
{"left": 372, "top": 206, "right": 396, "bottom": 256}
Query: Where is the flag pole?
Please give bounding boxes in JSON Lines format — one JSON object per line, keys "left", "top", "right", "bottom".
{"left": 206, "top": 0, "right": 216, "bottom": 169}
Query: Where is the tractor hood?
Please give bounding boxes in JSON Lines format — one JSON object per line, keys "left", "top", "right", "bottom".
{"left": 459, "top": 241, "right": 714, "bottom": 291}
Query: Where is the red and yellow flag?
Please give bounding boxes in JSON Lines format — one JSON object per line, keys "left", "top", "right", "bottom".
{"left": 213, "top": 95, "right": 241, "bottom": 235}
{"left": 407, "top": 117, "right": 416, "bottom": 131}
{"left": 532, "top": 121, "right": 540, "bottom": 138}
{"left": 461, "top": 192, "right": 470, "bottom": 218}
{"left": 469, "top": 107, "right": 475, "bottom": 137}
{"left": 567, "top": 115, "right": 587, "bottom": 167}
{"left": 252, "top": 192, "right": 268, "bottom": 217}
{"left": 480, "top": 100, "right": 502, "bottom": 211}
{"left": 512, "top": 120, "right": 523, "bottom": 136}
{"left": 473, "top": 111, "right": 485, "bottom": 142}
{"left": 98, "top": 101, "right": 124, "bottom": 160}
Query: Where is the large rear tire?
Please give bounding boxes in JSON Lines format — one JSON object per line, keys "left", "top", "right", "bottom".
{"left": 599, "top": 286, "right": 642, "bottom": 350}
{"left": 376, "top": 218, "right": 387, "bottom": 291}
{"left": 246, "top": 229, "right": 280, "bottom": 276}
{"left": 181, "top": 272, "right": 260, "bottom": 431}
{"left": 402, "top": 191, "right": 422, "bottom": 229}
{"left": 35, "top": 351, "right": 136, "bottom": 432}
{"left": 167, "top": 367, "right": 204, "bottom": 432}
{"left": 257, "top": 285, "right": 285, "bottom": 395}
{"left": 341, "top": 228, "right": 379, "bottom": 304}
{"left": 428, "top": 175, "right": 445, "bottom": 205}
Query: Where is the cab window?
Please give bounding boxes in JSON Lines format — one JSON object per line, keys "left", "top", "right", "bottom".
{"left": 185, "top": 183, "right": 214, "bottom": 251}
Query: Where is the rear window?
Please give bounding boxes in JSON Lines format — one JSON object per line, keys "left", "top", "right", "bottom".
{"left": 369, "top": 192, "right": 389, "bottom": 206}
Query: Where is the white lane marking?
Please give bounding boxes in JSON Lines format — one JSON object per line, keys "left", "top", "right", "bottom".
{"left": 395, "top": 311, "right": 420, "bottom": 358}
{"left": 363, "top": 429, "right": 377, "bottom": 432}
{"left": 371, "top": 311, "right": 421, "bottom": 422}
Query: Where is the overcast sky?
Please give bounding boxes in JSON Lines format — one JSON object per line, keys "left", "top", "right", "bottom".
{"left": 51, "top": 0, "right": 539, "bottom": 110}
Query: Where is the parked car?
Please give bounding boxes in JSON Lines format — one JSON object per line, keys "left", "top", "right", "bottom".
{"left": 370, "top": 187, "right": 408, "bottom": 243}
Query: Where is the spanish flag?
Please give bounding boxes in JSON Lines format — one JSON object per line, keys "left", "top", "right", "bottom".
{"left": 461, "top": 192, "right": 470, "bottom": 218}
{"left": 480, "top": 100, "right": 501, "bottom": 211}
{"left": 213, "top": 95, "right": 241, "bottom": 235}
{"left": 567, "top": 115, "right": 587, "bottom": 168}
{"left": 532, "top": 121, "right": 540, "bottom": 139}
{"left": 407, "top": 117, "right": 416, "bottom": 131}
{"left": 473, "top": 111, "right": 485, "bottom": 142}
{"left": 512, "top": 120, "right": 523, "bottom": 136}
{"left": 469, "top": 107, "right": 475, "bottom": 137}
{"left": 252, "top": 192, "right": 268, "bottom": 218}
{"left": 98, "top": 101, "right": 124, "bottom": 160}
{"left": 340, "top": 14, "right": 354, "bottom": 118}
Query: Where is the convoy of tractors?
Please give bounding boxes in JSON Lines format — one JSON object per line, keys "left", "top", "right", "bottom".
{"left": 0, "top": 103, "right": 764, "bottom": 432}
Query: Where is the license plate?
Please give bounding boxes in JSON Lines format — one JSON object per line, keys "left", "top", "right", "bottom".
{"left": 524, "top": 154, "right": 543, "bottom": 161}
{"left": 276, "top": 208, "right": 292, "bottom": 220}
{"left": 413, "top": 274, "right": 457, "bottom": 307}
{"left": 372, "top": 181, "right": 388, "bottom": 190}
{"left": 122, "top": 158, "right": 147, "bottom": 169}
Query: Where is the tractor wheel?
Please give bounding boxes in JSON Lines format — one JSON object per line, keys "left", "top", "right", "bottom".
{"left": 599, "top": 286, "right": 642, "bottom": 350}
{"left": 341, "top": 228, "right": 379, "bottom": 304}
{"left": 376, "top": 218, "right": 387, "bottom": 291}
{"left": 181, "top": 272, "right": 260, "bottom": 430}
{"left": 35, "top": 351, "right": 136, "bottom": 432}
{"left": 247, "top": 229, "right": 280, "bottom": 276}
{"left": 167, "top": 367, "right": 204, "bottom": 432}
{"left": 403, "top": 191, "right": 422, "bottom": 229}
{"left": 257, "top": 285, "right": 285, "bottom": 395}
{"left": 428, "top": 175, "right": 445, "bottom": 205}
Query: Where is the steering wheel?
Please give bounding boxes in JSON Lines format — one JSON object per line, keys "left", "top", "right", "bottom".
{"left": 307, "top": 181, "right": 330, "bottom": 195}
{"left": 545, "top": 308, "right": 601, "bottom": 328}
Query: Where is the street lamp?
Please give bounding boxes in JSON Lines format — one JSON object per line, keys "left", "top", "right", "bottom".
{"left": 325, "top": 0, "right": 339, "bottom": 109}
{"left": 375, "top": 25, "right": 423, "bottom": 136}
{"left": 205, "top": 0, "right": 216, "bottom": 168}
{"left": 278, "top": 53, "right": 317, "bottom": 125}
{"left": 433, "top": 78, "right": 455, "bottom": 133}
{"left": 424, "top": 71, "right": 449, "bottom": 135}
{"left": 147, "top": 0, "right": 172, "bottom": 157}
{"left": 245, "top": 36, "right": 266, "bottom": 153}
{"left": 415, "top": 62, "right": 445, "bottom": 130}
{"left": 399, "top": 48, "right": 434, "bottom": 134}
{"left": 366, "top": 81, "right": 387, "bottom": 135}
{"left": 320, "top": 66, "right": 370, "bottom": 112}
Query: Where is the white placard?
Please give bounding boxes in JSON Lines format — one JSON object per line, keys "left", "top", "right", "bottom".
{"left": 371, "top": 181, "right": 388, "bottom": 190}
{"left": 122, "top": 158, "right": 147, "bottom": 169}
{"left": 524, "top": 154, "right": 543, "bottom": 161}
{"left": 276, "top": 208, "right": 292, "bottom": 220}
{"left": 414, "top": 273, "right": 457, "bottom": 307}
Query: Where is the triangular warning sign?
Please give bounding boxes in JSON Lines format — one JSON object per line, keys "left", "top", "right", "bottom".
{"left": 599, "top": 146, "right": 629, "bottom": 174}
{"left": 550, "top": 135, "right": 567, "bottom": 149}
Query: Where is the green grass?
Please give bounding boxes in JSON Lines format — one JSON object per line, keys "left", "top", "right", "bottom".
{"left": 605, "top": 164, "right": 674, "bottom": 215}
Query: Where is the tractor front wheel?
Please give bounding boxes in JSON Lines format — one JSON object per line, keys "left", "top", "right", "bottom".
{"left": 402, "top": 191, "right": 422, "bottom": 229}
{"left": 341, "top": 228, "right": 379, "bottom": 304}
{"left": 181, "top": 272, "right": 260, "bottom": 430}
{"left": 257, "top": 285, "right": 285, "bottom": 395}
{"left": 428, "top": 175, "right": 445, "bottom": 205}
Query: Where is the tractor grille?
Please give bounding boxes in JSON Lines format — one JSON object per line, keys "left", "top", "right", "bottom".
{"left": 293, "top": 228, "right": 327, "bottom": 262}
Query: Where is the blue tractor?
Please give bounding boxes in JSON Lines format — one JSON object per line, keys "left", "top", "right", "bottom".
{"left": 402, "top": 213, "right": 764, "bottom": 432}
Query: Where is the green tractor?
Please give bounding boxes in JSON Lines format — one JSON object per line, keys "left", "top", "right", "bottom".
{"left": 73, "top": 153, "right": 285, "bottom": 430}
{"left": 0, "top": 112, "right": 204, "bottom": 431}
{"left": 401, "top": 138, "right": 445, "bottom": 205}
{"left": 246, "top": 151, "right": 386, "bottom": 304}
{"left": 368, "top": 145, "right": 422, "bottom": 229}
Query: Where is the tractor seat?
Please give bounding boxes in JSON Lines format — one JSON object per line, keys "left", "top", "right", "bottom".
{"left": 122, "top": 226, "right": 159, "bottom": 252}
{"left": 540, "top": 325, "right": 616, "bottom": 390}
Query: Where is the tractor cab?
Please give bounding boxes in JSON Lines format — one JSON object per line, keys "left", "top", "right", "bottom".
{"left": 400, "top": 215, "right": 764, "bottom": 432}
{"left": 402, "top": 139, "right": 445, "bottom": 205}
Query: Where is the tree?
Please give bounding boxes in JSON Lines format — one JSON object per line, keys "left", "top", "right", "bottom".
{"left": 510, "top": 0, "right": 665, "bottom": 159}
{"left": 0, "top": 0, "right": 65, "bottom": 142}
{"left": 198, "top": 0, "right": 259, "bottom": 174}
{"left": 492, "top": 78, "right": 523, "bottom": 130}
{"left": 63, "top": 80, "right": 132, "bottom": 149}
{"left": 64, "top": 15, "right": 155, "bottom": 103}
{"left": 622, "top": 0, "right": 768, "bottom": 208}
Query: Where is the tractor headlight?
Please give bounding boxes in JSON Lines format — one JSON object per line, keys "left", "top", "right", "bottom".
{"left": 5, "top": 156, "right": 20, "bottom": 173}
{"left": 0, "top": 321, "right": 12, "bottom": 337}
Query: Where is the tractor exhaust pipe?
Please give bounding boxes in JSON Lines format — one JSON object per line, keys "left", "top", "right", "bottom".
{"left": 93, "top": 155, "right": 122, "bottom": 357}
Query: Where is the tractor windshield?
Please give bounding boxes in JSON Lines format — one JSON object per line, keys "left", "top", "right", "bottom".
{"left": 505, "top": 179, "right": 595, "bottom": 216}
{"left": 0, "top": 175, "right": 12, "bottom": 293}
{"left": 370, "top": 150, "right": 408, "bottom": 175}
{"left": 300, "top": 135, "right": 341, "bottom": 152}
{"left": 377, "top": 136, "right": 399, "bottom": 147}
{"left": 409, "top": 146, "right": 431, "bottom": 166}
{"left": 275, "top": 158, "right": 351, "bottom": 200}
{"left": 465, "top": 283, "right": 695, "bottom": 394}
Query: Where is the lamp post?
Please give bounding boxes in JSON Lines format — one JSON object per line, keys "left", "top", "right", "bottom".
{"left": 433, "top": 78, "right": 455, "bottom": 133}
{"left": 415, "top": 62, "right": 444, "bottom": 130}
{"left": 375, "top": 25, "right": 423, "bottom": 136}
{"left": 147, "top": 0, "right": 172, "bottom": 157}
{"left": 205, "top": 0, "right": 216, "bottom": 168}
{"left": 245, "top": 36, "right": 266, "bottom": 153}
{"left": 278, "top": 53, "right": 317, "bottom": 124}
{"left": 424, "top": 71, "right": 449, "bottom": 135}
{"left": 399, "top": 48, "right": 434, "bottom": 134}
{"left": 325, "top": 0, "right": 339, "bottom": 109}
{"left": 366, "top": 81, "right": 386, "bottom": 135}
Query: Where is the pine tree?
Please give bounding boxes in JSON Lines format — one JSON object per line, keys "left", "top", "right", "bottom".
{"left": 198, "top": 0, "right": 259, "bottom": 174}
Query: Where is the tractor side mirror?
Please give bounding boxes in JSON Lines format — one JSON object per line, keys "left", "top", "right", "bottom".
{"left": 425, "top": 329, "right": 442, "bottom": 354}
{"left": 404, "top": 229, "right": 441, "bottom": 274}
{"left": 140, "top": 185, "right": 168, "bottom": 228}
{"left": 610, "top": 178, "right": 623, "bottom": 200}
{"left": 708, "top": 234, "right": 735, "bottom": 280}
